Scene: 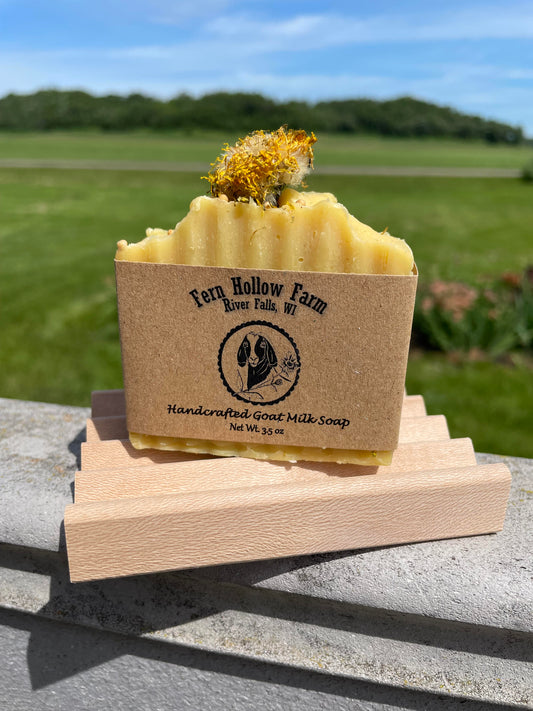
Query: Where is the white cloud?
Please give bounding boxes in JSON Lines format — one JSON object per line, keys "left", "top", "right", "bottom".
{"left": 100, "top": 3, "right": 533, "bottom": 67}
{"left": 505, "top": 69, "right": 533, "bottom": 80}
{"left": 147, "top": 0, "right": 237, "bottom": 26}
{"left": 203, "top": 4, "right": 533, "bottom": 49}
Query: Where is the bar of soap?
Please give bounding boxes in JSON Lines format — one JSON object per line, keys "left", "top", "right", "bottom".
{"left": 116, "top": 188, "right": 413, "bottom": 275}
{"left": 116, "top": 188, "right": 414, "bottom": 465}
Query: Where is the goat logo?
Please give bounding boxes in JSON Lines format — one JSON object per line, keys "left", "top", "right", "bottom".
{"left": 218, "top": 321, "right": 300, "bottom": 405}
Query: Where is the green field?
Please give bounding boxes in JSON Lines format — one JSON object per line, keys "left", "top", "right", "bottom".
{"left": 406, "top": 352, "right": 533, "bottom": 457}
{"left": 1, "top": 133, "right": 532, "bottom": 458}
{"left": 1, "top": 130, "right": 532, "bottom": 168}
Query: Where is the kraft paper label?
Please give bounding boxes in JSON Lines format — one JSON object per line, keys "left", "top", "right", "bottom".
{"left": 115, "top": 261, "right": 417, "bottom": 451}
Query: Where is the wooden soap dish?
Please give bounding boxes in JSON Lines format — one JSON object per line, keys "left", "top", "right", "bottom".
{"left": 64, "top": 390, "right": 511, "bottom": 582}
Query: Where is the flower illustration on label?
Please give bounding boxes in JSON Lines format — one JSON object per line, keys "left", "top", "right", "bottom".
{"left": 218, "top": 321, "right": 301, "bottom": 405}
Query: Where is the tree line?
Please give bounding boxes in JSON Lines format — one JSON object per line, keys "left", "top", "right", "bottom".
{"left": 0, "top": 89, "right": 525, "bottom": 143}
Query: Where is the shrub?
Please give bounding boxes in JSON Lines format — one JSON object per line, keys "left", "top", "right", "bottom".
{"left": 413, "top": 270, "right": 533, "bottom": 357}
{"left": 521, "top": 159, "right": 533, "bottom": 182}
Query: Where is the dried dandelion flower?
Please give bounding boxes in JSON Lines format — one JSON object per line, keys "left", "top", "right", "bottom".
{"left": 204, "top": 127, "right": 317, "bottom": 206}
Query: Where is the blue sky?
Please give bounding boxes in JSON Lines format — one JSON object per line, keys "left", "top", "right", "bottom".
{"left": 1, "top": 0, "right": 533, "bottom": 134}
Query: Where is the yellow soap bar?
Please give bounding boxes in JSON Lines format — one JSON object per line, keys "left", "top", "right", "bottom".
{"left": 116, "top": 188, "right": 414, "bottom": 465}
{"left": 116, "top": 189, "right": 413, "bottom": 275}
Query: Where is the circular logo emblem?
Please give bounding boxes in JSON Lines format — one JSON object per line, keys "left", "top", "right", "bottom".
{"left": 218, "top": 320, "right": 300, "bottom": 405}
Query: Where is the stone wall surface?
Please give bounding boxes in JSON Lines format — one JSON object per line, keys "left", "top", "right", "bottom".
{"left": 0, "top": 397, "right": 532, "bottom": 710}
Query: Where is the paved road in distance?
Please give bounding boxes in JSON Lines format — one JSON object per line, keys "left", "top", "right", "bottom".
{"left": 0, "top": 158, "right": 521, "bottom": 178}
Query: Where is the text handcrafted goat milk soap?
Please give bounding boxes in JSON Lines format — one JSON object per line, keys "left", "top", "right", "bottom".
{"left": 115, "top": 128, "right": 417, "bottom": 465}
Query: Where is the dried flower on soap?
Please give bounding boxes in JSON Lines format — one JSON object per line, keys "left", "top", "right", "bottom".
{"left": 204, "top": 127, "right": 317, "bottom": 206}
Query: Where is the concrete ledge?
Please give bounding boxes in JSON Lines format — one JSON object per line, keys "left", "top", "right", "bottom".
{"left": 1, "top": 397, "right": 532, "bottom": 708}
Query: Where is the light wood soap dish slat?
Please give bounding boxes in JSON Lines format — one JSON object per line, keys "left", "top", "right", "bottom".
{"left": 64, "top": 390, "right": 511, "bottom": 582}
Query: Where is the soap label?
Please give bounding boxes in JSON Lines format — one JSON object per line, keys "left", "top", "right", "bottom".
{"left": 116, "top": 261, "right": 417, "bottom": 451}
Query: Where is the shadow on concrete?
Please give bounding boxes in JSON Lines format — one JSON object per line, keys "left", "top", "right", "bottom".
{"left": 67, "top": 425, "right": 85, "bottom": 471}
{"left": 1, "top": 541, "right": 530, "bottom": 699}
{"left": 1, "top": 606, "right": 522, "bottom": 711}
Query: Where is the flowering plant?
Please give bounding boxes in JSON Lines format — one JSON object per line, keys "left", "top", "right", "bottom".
{"left": 413, "top": 270, "right": 533, "bottom": 357}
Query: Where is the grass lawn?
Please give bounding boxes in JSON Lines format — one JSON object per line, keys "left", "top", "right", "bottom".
{"left": 0, "top": 130, "right": 532, "bottom": 169}
{"left": 406, "top": 352, "right": 533, "bottom": 459}
{"left": 316, "top": 134, "right": 533, "bottom": 169}
{"left": 1, "top": 166, "right": 532, "bottom": 457}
